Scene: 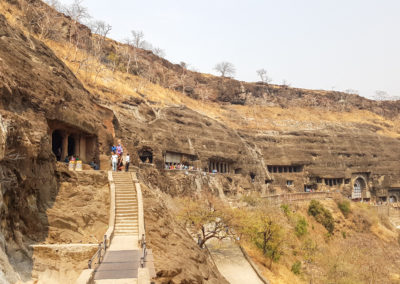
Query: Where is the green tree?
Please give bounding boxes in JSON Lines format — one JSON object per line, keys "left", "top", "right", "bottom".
{"left": 177, "top": 194, "right": 233, "bottom": 248}
{"left": 237, "top": 207, "right": 285, "bottom": 268}
{"left": 308, "top": 200, "right": 335, "bottom": 234}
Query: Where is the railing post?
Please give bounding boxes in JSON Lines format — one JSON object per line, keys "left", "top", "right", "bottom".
{"left": 104, "top": 234, "right": 107, "bottom": 251}
{"left": 98, "top": 243, "right": 102, "bottom": 265}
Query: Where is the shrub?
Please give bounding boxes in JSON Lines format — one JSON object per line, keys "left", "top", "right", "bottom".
{"left": 281, "top": 204, "right": 290, "bottom": 216}
{"left": 291, "top": 261, "right": 302, "bottom": 275}
{"left": 241, "top": 195, "right": 258, "bottom": 206}
{"left": 337, "top": 200, "right": 351, "bottom": 218}
{"left": 308, "top": 200, "right": 335, "bottom": 234}
{"left": 295, "top": 217, "right": 308, "bottom": 237}
{"left": 342, "top": 231, "right": 347, "bottom": 239}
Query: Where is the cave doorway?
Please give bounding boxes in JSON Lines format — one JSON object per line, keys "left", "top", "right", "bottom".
{"left": 389, "top": 196, "right": 397, "bottom": 203}
{"left": 250, "top": 172, "right": 256, "bottom": 182}
{"left": 68, "top": 135, "right": 76, "bottom": 157}
{"left": 139, "top": 149, "right": 153, "bottom": 163}
{"left": 353, "top": 177, "right": 366, "bottom": 199}
{"left": 52, "top": 130, "right": 63, "bottom": 161}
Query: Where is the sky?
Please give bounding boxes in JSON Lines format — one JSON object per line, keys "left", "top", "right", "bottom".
{"left": 58, "top": 0, "right": 400, "bottom": 99}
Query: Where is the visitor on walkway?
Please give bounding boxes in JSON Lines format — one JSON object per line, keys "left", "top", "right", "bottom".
{"left": 116, "top": 143, "right": 123, "bottom": 155}
{"left": 125, "top": 154, "right": 130, "bottom": 172}
{"left": 111, "top": 152, "right": 118, "bottom": 171}
{"left": 117, "top": 154, "right": 123, "bottom": 171}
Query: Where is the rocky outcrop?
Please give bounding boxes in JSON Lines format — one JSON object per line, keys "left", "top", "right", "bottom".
{"left": 142, "top": 184, "right": 228, "bottom": 284}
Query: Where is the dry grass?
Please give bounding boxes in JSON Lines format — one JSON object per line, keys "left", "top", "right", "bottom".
{"left": 2, "top": 0, "right": 400, "bottom": 138}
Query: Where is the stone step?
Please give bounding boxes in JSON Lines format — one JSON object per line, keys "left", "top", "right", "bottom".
{"left": 114, "top": 231, "right": 139, "bottom": 235}
{"left": 115, "top": 194, "right": 137, "bottom": 197}
{"left": 115, "top": 187, "right": 135, "bottom": 190}
{"left": 116, "top": 216, "right": 138, "bottom": 221}
{"left": 116, "top": 204, "right": 138, "bottom": 208}
{"left": 116, "top": 210, "right": 138, "bottom": 214}
{"left": 116, "top": 223, "right": 138, "bottom": 227}
{"left": 116, "top": 200, "right": 137, "bottom": 204}
{"left": 116, "top": 219, "right": 138, "bottom": 223}
{"left": 115, "top": 195, "right": 137, "bottom": 199}
{"left": 115, "top": 224, "right": 138, "bottom": 230}
{"left": 116, "top": 198, "right": 137, "bottom": 201}
{"left": 115, "top": 192, "right": 136, "bottom": 195}
{"left": 114, "top": 228, "right": 138, "bottom": 232}
{"left": 116, "top": 222, "right": 138, "bottom": 226}
{"left": 116, "top": 213, "right": 138, "bottom": 217}
{"left": 114, "top": 230, "right": 138, "bottom": 234}
{"left": 116, "top": 207, "right": 138, "bottom": 211}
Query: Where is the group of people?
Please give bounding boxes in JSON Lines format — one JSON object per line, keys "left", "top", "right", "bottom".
{"left": 111, "top": 142, "right": 130, "bottom": 172}
{"left": 165, "top": 163, "right": 197, "bottom": 171}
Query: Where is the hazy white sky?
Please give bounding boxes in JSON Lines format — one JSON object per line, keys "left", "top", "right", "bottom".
{"left": 59, "top": 0, "right": 400, "bottom": 99}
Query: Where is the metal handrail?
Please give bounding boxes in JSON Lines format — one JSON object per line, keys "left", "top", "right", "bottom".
{"left": 88, "top": 235, "right": 107, "bottom": 269}
{"left": 140, "top": 234, "right": 147, "bottom": 268}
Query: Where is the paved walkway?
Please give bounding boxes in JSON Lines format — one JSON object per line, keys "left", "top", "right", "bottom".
{"left": 207, "top": 238, "right": 263, "bottom": 284}
{"left": 94, "top": 173, "right": 140, "bottom": 283}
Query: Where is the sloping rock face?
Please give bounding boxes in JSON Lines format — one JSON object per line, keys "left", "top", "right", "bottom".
{"left": 1, "top": 1, "right": 400, "bottom": 283}
{"left": 0, "top": 13, "right": 110, "bottom": 282}
{"left": 0, "top": 11, "right": 228, "bottom": 283}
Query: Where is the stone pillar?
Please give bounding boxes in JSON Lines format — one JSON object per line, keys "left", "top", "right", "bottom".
{"left": 61, "top": 133, "right": 68, "bottom": 160}
{"left": 80, "top": 136, "right": 87, "bottom": 162}
{"left": 74, "top": 135, "right": 80, "bottom": 158}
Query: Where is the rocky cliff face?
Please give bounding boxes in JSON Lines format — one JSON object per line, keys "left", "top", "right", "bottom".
{"left": 0, "top": 12, "right": 109, "bottom": 282}
{"left": 1, "top": 0, "right": 400, "bottom": 282}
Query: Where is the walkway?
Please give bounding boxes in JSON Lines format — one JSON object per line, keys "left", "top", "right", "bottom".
{"left": 207, "top": 238, "right": 264, "bottom": 284}
{"left": 94, "top": 172, "right": 140, "bottom": 283}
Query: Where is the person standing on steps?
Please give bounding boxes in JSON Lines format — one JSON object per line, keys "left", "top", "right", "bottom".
{"left": 111, "top": 152, "right": 118, "bottom": 171}
{"left": 125, "top": 153, "right": 130, "bottom": 172}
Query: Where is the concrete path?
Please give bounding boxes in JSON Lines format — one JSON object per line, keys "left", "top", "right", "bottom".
{"left": 94, "top": 172, "right": 140, "bottom": 283}
{"left": 206, "top": 238, "right": 263, "bottom": 284}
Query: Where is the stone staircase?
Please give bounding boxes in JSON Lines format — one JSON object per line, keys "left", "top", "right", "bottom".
{"left": 112, "top": 172, "right": 139, "bottom": 236}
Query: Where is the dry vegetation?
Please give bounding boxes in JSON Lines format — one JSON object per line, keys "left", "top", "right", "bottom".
{"left": 3, "top": 0, "right": 400, "bottom": 137}
{"left": 2, "top": 1, "right": 400, "bottom": 283}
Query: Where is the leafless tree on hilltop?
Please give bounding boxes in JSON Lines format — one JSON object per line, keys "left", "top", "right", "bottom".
{"left": 256, "top": 68, "right": 272, "bottom": 84}
{"left": 214, "top": 61, "right": 235, "bottom": 77}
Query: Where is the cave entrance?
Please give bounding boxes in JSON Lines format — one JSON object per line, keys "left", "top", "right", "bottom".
{"left": 68, "top": 135, "right": 76, "bottom": 157}
{"left": 389, "top": 196, "right": 397, "bottom": 203}
{"left": 139, "top": 148, "right": 153, "bottom": 163}
{"left": 208, "top": 158, "right": 232, "bottom": 173}
{"left": 48, "top": 120, "right": 98, "bottom": 165}
{"left": 52, "top": 130, "right": 63, "bottom": 161}
{"left": 352, "top": 177, "right": 366, "bottom": 199}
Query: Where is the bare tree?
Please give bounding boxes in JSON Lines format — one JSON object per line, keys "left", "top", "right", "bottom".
{"left": 90, "top": 20, "right": 112, "bottom": 40}
{"left": 131, "top": 30, "right": 145, "bottom": 48}
{"left": 23, "top": 1, "right": 63, "bottom": 40}
{"left": 90, "top": 20, "right": 111, "bottom": 58}
{"left": 44, "top": 0, "right": 63, "bottom": 12}
{"left": 64, "top": 0, "right": 90, "bottom": 24}
{"left": 374, "top": 90, "right": 388, "bottom": 101}
{"left": 153, "top": 47, "right": 166, "bottom": 58}
{"left": 282, "top": 79, "right": 290, "bottom": 88}
{"left": 214, "top": 61, "right": 235, "bottom": 77}
{"left": 63, "top": 0, "right": 91, "bottom": 62}
{"left": 179, "top": 61, "right": 188, "bottom": 94}
{"left": 256, "top": 68, "right": 272, "bottom": 84}
{"left": 344, "top": 89, "right": 359, "bottom": 95}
